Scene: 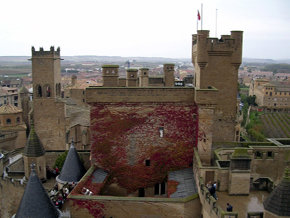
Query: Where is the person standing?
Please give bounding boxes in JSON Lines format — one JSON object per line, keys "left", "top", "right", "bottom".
{"left": 226, "top": 203, "right": 233, "bottom": 212}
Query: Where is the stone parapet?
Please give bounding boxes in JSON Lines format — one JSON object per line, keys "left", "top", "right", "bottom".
{"left": 86, "top": 87, "right": 195, "bottom": 103}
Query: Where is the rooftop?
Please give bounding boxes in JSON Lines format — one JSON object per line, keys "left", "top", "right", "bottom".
{"left": 0, "top": 104, "right": 22, "bottom": 114}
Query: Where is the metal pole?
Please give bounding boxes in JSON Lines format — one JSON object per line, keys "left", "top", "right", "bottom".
{"left": 216, "top": 9, "right": 218, "bottom": 37}
{"left": 201, "top": 3, "right": 203, "bottom": 30}
{"left": 197, "top": 10, "right": 199, "bottom": 31}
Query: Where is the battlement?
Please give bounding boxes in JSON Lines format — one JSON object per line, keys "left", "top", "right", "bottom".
{"left": 31, "top": 46, "right": 60, "bottom": 57}
{"left": 192, "top": 30, "right": 243, "bottom": 56}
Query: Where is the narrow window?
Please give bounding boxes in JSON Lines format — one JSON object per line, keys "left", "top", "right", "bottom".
{"left": 161, "top": 181, "right": 166, "bottom": 195}
{"left": 154, "top": 183, "right": 159, "bottom": 195}
{"left": 16, "top": 117, "right": 20, "bottom": 123}
{"left": 6, "top": 118, "right": 11, "bottom": 124}
{"left": 159, "top": 127, "right": 164, "bottom": 138}
{"left": 37, "top": 85, "right": 42, "bottom": 97}
{"left": 46, "top": 85, "right": 51, "bottom": 97}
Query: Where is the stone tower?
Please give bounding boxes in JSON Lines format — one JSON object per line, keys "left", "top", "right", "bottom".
{"left": 139, "top": 68, "right": 149, "bottom": 87}
{"left": 192, "top": 30, "right": 243, "bottom": 142}
{"left": 31, "top": 46, "right": 66, "bottom": 150}
{"left": 126, "top": 69, "right": 138, "bottom": 87}
{"left": 163, "top": 63, "right": 175, "bottom": 87}
{"left": 102, "top": 65, "right": 119, "bottom": 87}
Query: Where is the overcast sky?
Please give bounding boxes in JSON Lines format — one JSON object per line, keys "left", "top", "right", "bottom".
{"left": 1, "top": 0, "right": 289, "bottom": 59}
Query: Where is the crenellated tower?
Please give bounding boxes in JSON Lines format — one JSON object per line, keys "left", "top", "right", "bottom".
{"left": 31, "top": 46, "right": 62, "bottom": 98}
{"left": 192, "top": 30, "right": 243, "bottom": 142}
{"left": 30, "top": 46, "right": 66, "bottom": 150}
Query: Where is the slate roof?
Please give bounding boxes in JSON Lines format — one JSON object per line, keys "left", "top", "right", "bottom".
{"left": 15, "top": 165, "right": 59, "bottom": 218}
{"left": 168, "top": 168, "right": 198, "bottom": 198}
{"left": 56, "top": 140, "right": 86, "bottom": 184}
{"left": 263, "top": 168, "right": 290, "bottom": 216}
{"left": 23, "top": 121, "right": 45, "bottom": 157}
{"left": 91, "top": 168, "right": 108, "bottom": 183}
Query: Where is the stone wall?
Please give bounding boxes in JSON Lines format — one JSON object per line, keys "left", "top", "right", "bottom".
{"left": 67, "top": 196, "right": 201, "bottom": 218}
{"left": 0, "top": 178, "right": 25, "bottom": 218}
{"left": 86, "top": 87, "right": 195, "bottom": 103}
{"left": 34, "top": 98, "right": 66, "bottom": 150}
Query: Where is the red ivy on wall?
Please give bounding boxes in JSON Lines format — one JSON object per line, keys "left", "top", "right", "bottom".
{"left": 90, "top": 102, "right": 198, "bottom": 192}
{"left": 71, "top": 199, "right": 105, "bottom": 218}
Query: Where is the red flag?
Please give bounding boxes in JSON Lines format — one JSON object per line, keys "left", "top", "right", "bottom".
{"left": 197, "top": 10, "right": 201, "bottom": 21}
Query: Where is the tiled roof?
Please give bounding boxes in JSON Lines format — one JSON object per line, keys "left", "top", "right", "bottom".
{"left": 56, "top": 141, "right": 86, "bottom": 184}
{"left": 263, "top": 168, "right": 290, "bottom": 216}
{"left": 0, "top": 104, "right": 22, "bottom": 114}
{"left": 15, "top": 165, "right": 59, "bottom": 218}
{"left": 168, "top": 168, "right": 198, "bottom": 198}
{"left": 23, "top": 122, "right": 45, "bottom": 157}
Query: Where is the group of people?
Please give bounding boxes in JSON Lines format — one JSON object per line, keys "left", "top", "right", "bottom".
{"left": 49, "top": 182, "right": 76, "bottom": 209}
{"left": 206, "top": 181, "right": 233, "bottom": 213}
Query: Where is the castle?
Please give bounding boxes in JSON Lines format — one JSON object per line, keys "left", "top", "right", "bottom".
{"left": 1, "top": 29, "right": 290, "bottom": 218}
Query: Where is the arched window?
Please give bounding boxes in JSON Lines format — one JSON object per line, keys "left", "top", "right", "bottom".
{"left": 6, "top": 118, "right": 11, "bottom": 125}
{"left": 44, "top": 84, "right": 51, "bottom": 97}
{"left": 36, "top": 85, "right": 42, "bottom": 97}
{"left": 16, "top": 117, "right": 20, "bottom": 123}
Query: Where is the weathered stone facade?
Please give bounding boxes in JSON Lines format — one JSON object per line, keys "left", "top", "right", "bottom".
{"left": 31, "top": 47, "right": 66, "bottom": 150}
{"left": 192, "top": 30, "right": 243, "bottom": 142}
{"left": 249, "top": 78, "right": 290, "bottom": 111}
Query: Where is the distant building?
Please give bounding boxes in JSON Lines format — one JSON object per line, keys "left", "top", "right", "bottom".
{"left": 249, "top": 78, "right": 290, "bottom": 111}
{"left": 0, "top": 104, "right": 26, "bottom": 150}
{"left": 0, "top": 87, "right": 19, "bottom": 107}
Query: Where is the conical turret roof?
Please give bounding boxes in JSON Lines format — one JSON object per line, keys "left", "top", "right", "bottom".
{"left": 263, "top": 168, "right": 290, "bottom": 216}
{"left": 23, "top": 121, "right": 45, "bottom": 157}
{"left": 56, "top": 140, "right": 86, "bottom": 184}
{"left": 15, "top": 164, "right": 59, "bottom": 218}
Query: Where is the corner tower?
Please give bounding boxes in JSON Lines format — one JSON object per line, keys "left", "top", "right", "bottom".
{"left": 192, "top": 30, "right": 243, "bottom": 142}
{"left": 31, "top": 46, "right": 66, "bottom": 150}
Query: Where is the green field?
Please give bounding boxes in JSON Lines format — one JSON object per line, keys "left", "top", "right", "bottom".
{"left": 261, "top": 112, "right": 290, "bottom": 138}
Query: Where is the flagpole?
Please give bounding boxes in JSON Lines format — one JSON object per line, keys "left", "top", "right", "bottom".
{"left": 215, "top": 9, "right": 218, "bottom": 37}
{"left": 201, "top": 3, "right": 203, "bottom": 30}
{"left": 197, "top": 10, "right": 198, "bottom": 31}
